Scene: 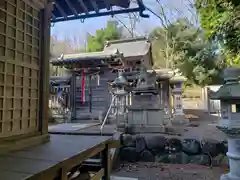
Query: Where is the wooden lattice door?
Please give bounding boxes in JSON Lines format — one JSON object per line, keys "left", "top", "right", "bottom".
{"left": 0, "top": 0, "right": 43, "bottom": 138}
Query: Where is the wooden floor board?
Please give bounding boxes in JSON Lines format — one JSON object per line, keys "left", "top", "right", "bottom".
{"left": 0, "top": 134, "right": 112, "bottom": 180}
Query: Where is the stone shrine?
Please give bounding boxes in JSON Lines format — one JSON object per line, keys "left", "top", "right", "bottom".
{"left": 111, "top": 71, "right": 129, "bottom": 129}
{"left": 211, "top": 68, "right": 240, "bottom": 180}
{"left": 126, "top": 65, "right": 165, "bottom": 133}
{"left": 170, "top": 74, "right": 189, "bottom": 125}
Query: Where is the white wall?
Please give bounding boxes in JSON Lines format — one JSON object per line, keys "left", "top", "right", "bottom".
{"left": 202, "top": 85, "right": 222, "bottom": 114}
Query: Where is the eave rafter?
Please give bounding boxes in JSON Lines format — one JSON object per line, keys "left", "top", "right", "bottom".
{"left": 77, "top": 0, "right": 89, "bottom": 14}
{"left": 65, "top": 0, "right": 78, "bottom": 16}
{"left": 54, "top": 1, "right": 67, "bottom": 18}
{"left": 89, "top": 0, "right": 99, "bottom": 13}
{"left": 51, "top": 0, "right": 149, "bottom": 23}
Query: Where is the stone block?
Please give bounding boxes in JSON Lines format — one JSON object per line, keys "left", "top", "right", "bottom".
{"left": 182, "top": 139, "right": 201, "bottom": 155}
{"left": 120, "top": 147, "right": 139, "bottom": 162}
{"left": 121, "top": 134, "right": 136, "bottom": 147}
{"left": 139, "top": 150, "right": 155, "bottom": 162}
{"left": 165, "top": 138, "right": 182, "bottom": 153}
{"left": 145, "top": 135, "right": 166, "bottom": 152}
{"left": 201, "top": 139, "right": 223, "bottom": 157}
{"left": 136, "top": 135, "right": 146, "bottom": 153}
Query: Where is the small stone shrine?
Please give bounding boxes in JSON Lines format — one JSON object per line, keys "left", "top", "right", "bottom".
{"left": 211, "top": 68, "right": 240, "bottom": 180}
{"left": 170, "top": 73, "right": 189, "bottom": 125}
{"left": 126, "top": 65, "right": 165, "bottom": 133}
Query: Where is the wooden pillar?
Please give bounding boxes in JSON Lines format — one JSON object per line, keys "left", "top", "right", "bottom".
{"left": 102, "top": 144, "right": 110, "bottom": 180}
{"left": 70, "top": 72, "right": 77, "bottom": 120}
{"left": 39, "top": 1, "right": 53, "bottom": 134}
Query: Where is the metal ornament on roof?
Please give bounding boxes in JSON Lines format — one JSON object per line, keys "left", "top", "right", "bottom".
{"left": 136, "top": 64, "right": 156, "bottom": 91}
{"left": 112, "top": 71, "right": 128, "bottom": 87}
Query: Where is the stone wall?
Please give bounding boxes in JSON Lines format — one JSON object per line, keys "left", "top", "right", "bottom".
{"left": 120, "top": 134, "right": 228, "bottom": 167}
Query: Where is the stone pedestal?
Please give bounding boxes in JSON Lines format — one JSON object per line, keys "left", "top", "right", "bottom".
{"left": 217, "top": 128, "right": 240, "bottom": 180}
{"left": 172, "top": 86, "right": 189, "bottom": 125}
{"left": 126, "top": 91, "right": 165, "bottom": 133}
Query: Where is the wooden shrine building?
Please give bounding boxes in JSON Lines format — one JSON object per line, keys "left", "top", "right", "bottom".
{"left": 50, "top": 37, "right": 153, "bottom": 121}
{"left": 0, "top": 0, "right": 148, "bottom": 179}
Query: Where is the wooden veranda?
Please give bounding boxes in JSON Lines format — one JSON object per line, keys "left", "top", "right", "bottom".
{"left": 0, "top": 135, "right": 119, "bottom": 180}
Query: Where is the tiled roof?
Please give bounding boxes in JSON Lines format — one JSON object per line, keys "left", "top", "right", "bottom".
{"left": 210, "top": 83, "right": 240, "bottom": 100}
{"left": 104, "top": 37, "right": 151, "bottom": 58}
{"left": 50, "top": 76, "right": 71, "bottom": 86}
{"left": 50, "top": 49, "right": 122, "bottom": 66}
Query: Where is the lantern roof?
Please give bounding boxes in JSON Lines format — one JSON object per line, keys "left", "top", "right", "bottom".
{"left": 112, "top": 72, "right": 128, "bottom": 86}
{"left": 211, "top": 68, "right": 240, "bottom": 100}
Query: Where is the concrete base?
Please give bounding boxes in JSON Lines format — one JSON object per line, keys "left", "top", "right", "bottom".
{"left": 172, "top": 115, "right": 189, "bottom": 125}
{"left": 221, "top": 173, "right": 240, "bottom": 180}
{"left": 125, "top": 125, "right": 166, "bottom": 134}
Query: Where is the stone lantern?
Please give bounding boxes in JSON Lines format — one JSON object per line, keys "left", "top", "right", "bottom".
{"left": 112, "top": 71, "right": 128, "bottom": 128}
{"left": 126, "top": 66, "right": 165, "bottom": 133}
{"left": 211, "top": 68, "right": 240, "bottom": 180}
{"left": 170, "top": 74, "right": 189, "bottom": 125}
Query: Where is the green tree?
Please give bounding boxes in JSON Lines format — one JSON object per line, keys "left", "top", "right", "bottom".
{"left": 50, "top": 36, "right": 83, "bottom": 76}
{"left": 150, "top": 19, "right": 225, "bottom": 86}
{"left": 87, "top": 20, "right": 122, "bottom": 52}
{"left": 195, "top": 0, "right": 240, "bottom": 66}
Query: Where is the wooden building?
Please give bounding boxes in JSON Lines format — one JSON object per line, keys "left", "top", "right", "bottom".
{"left": 51, "top": 37, "right": 153, "bottom": 121}
{"left": 104, "top": 37, "right": 154, "bottom": 70}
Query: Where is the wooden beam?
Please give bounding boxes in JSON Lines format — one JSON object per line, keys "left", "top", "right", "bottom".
{"left": 39, "top": 1, "right": 53, "bottom": 134}
{"left": 90, "top": 0, "right": 99, "bottom": 13}
{"left": 90, "top": 169, "right": 104, "bottom": 180}
{"left": 64, "top": 0, "right": 78, "bottom": 16}
{"left": 103, "top": 0, "right": 111, "bottom": 10}
{"left": 76, "top": 0, "right": 89, "bottom": 14}
{"left": 55, "top": 2, "right": 68, "bottom": 18}
{"left": 102, "top": 144, "right": 110, "bottom": 180}
{"left": 107, "top": 140, "right": 120, "bottom": 149}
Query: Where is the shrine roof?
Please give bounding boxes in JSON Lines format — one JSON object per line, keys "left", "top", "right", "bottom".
{"left": 210, "top": 83, "right": 240, "bottom": 100}
{"left": 50, "top": 49, "right": 122, "bottom": 66}
{"left": 51, "top": 0, "right": 149, "bottom": 23}
{"left": 104, "top": 37, "right": 151, "bottom": 58}
{"left": 50, "top": 76, "right": 71, "bottom": 86}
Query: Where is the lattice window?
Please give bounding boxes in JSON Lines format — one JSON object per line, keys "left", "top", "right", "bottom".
{"left": 0, "top": 0, "right": 41, "bottom": 138}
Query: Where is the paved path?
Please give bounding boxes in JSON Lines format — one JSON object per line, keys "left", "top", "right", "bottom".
{"left": 176, "top": 109, "right": 226, "bottom": 141}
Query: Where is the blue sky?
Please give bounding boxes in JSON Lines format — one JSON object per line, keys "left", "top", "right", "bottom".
{"left": 51, "top": 0, "right": 196, "bottom": 45}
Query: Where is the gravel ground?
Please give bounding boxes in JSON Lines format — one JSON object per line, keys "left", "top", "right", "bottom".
{"left": 112, "top": 100, "right": 228, "bottom": 180}
{"left": 112, "top": 162, "right": 226, "bottom": 180}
